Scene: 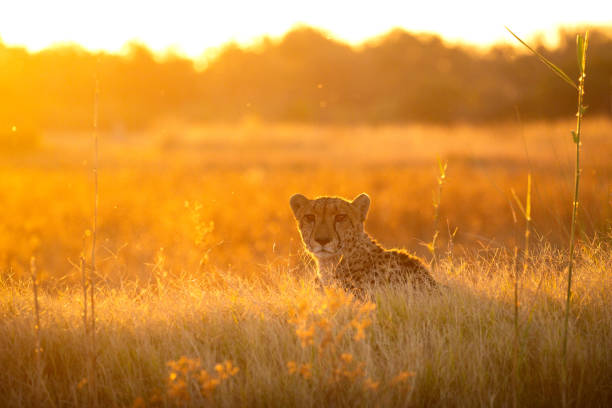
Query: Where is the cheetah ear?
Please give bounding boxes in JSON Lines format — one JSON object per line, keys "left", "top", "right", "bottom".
{"left": 351, "top": 193, "right": 370, "bottom": 222}
{"left": 289, "top": 194, "right": 309, "bottom": 218}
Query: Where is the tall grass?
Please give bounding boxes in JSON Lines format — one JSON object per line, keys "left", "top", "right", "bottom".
{"left": 510, "top": 173, "right": 532, "bottom": 408}
{"left": 84, "top": 75, "right": 101, "bottom": 407}
{"left": 563, "top": 31, "right": 589, "bottom": 371}
{"left": 2, "top": 119, "right": 610, "bottom": 283}
{"left": 429, "top": 158, "right": 447, "bottom": 271}
{"left": 507, "top": 28, "right": 590, "bottom": 406}
{"left": 30, "top": 256, "right": 45, "bottom": 407}
{"left": 1, "top": 245, "right": 610, "bottom": 406}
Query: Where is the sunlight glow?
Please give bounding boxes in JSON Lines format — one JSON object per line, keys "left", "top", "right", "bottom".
{"left": 0, "top": 0, "right": 610, "bottom": 58}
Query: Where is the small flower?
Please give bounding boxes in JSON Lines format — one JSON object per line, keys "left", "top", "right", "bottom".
{"left": 77, "top": 378, "right": 88, "bottom": 389}
{"left": 295, "top": 324, "right": 316, "bottom": 347}
{"left": 167, "top": 379, "right": 188, "bottom": 402}
{"left": 299, "top": 363, "right": 312, "bottom": 379}
{"left": 363, "top": 378, "right": 380, "bottom": 391}
{"left": 215, "top": 363, "right": 228, "bottom": 379}
{"left": 201, "top": 378, "right": 221, "bottom": 398}
{"left": 340, "top": 353, "right": 353, "bottom": 364}
{"left": 391, "top": 371, "right": 416, "bottom": 385}
{"left": 352, "top": 318, "right": 372, "bottom": 341}
{"left": 198, "top": 369, "right": 210, "bottom": 382}
{"left": 225, "top": 360, "right": 239, "bottom": 376}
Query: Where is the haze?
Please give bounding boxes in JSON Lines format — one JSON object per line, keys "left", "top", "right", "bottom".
{"left": 1, "top": 0, "right": 611, "bottom": 58}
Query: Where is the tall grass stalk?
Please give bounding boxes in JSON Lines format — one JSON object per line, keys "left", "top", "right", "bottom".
{"left": 562, "top": 33, "right": 588, "bottom": 407}
{"left": 429, "top": 158, "right": 447, "bottom": 270}
{"left": 511, "top": 246, "right": 519, "bottom": 408}
{"left": 564, "top": 31, "right": 588, "bottom": 357}
{"left": 30, "top": 256, "right": 43, "bottom": 407}
{"left": 87, "top": 75, "right": 100, "bottom": 407}
{"left": 507, "top": 27, "right": 589, "bottom": 407}
{"left": 510, "top": 173, "right": 532, "bottom": 408}
{"left": 511, "top": 173, "right": 532, "bottom": 277}
{"left": 80, "top": 253, "right": 91, "bottom": 405}
{"left": 80, "top": 254, "right": 87, "bottom": 339}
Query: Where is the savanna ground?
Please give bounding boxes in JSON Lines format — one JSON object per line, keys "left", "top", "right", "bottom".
{"left": 1, "top": 119, "right": 611, "bottom": 406}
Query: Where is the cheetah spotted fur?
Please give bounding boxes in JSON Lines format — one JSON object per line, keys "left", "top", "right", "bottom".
{"left": 290, "top": 193, "right": 436, "bottom": 292}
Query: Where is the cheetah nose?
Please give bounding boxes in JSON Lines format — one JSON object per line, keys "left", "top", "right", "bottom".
{"left": 315, "top": 236, "right": 331, "bottom": 246}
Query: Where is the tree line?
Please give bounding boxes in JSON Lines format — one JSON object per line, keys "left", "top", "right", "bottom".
{"left": 1, "top": 26, "right": 611, "bottom": 132}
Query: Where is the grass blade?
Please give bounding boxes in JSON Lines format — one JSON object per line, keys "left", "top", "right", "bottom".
{"left": 505, "top": 27, "right": 578, "bottom": 90}
{"left": 577, "top": 32, "right": 589, "bottom": 76}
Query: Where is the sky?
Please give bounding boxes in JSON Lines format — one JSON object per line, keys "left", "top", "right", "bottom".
{"left": 1, "top": 0, "right": 611, "bottom": 59}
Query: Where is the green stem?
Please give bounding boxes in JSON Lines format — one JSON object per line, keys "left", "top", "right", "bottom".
{"left": 562, "top": 71, "right": 584, "bottom": 404}
{"left": 88, "top": 74, "right": 100, "bottom": 408}
{"left": 513, "top": 245, "right": 519, "bottom": 408}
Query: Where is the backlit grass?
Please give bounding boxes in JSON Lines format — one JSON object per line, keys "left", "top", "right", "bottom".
{"left": 1, "top": 119, "right": 610, "bottom": 406}
{"left": 1, "top": 243, "right": 610, "bottom": 406}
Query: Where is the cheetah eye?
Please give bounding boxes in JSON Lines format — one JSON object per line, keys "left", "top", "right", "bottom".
{"left": 303, "top": 214, "right": 315, "bottom": 223}
{"left": 335, "top": 214, "right": 347, "bottom": 222}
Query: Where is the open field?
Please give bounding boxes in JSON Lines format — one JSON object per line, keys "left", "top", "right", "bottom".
{"left": 1, "top": 118, "right": 611, "bottom": 282}
{"left": 0, "top": 119, "right": 611, "bottom": 406}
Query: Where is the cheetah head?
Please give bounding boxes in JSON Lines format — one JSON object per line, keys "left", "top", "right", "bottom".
{"left": 289, "top": 193, "right": 370, "bottom": 260}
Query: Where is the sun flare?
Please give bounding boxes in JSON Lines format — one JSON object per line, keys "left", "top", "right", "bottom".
{"left": 1, "top": 0, "right": 610, "bottom": 58}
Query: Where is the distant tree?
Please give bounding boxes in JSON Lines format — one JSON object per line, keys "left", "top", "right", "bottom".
{"left": 0, "top": 26, "right": 610, "bottom": 131}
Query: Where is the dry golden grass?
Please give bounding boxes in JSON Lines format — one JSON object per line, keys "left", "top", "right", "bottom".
{"left": 1, "top": 119, "right": 610, "bottom": 284}
{"left": 0, "top": 119, "right": 611, "bottom": 406}
{"left": 0, "top": 244, "right": 610, "bottom": 406}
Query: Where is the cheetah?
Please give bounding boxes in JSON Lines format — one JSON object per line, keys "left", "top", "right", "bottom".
{"left": 290, "top": 193, "right": 436, "bottom": 292}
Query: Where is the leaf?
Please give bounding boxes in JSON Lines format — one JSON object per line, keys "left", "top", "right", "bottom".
{"left": 571, "top": 130, "right": 579, "bottom": 143}
{"left": 510, "top": 174, "right": 531, "bottom": 221}
{"left": 508, "top": 194, "right": 518, "bottom": 224}
{"left": 576, "top": 32, "right": 589, "bottom": 76}
{"left": 436, "top": 157, "right": 447, "bottom": 181}
{"left": 510, "top": 188, "right": 526, "bottom": 219}
{"left": 506, "top": 27, "right": 577, "bottom": 90}
{"left": 525, "top": 173, "right": 531, "bottom": 222}
{"left": 577, "top": 35, "right": 585, "bottom": 75}
{"left": 576, "top": 105, "right": 588, "bottom": 119}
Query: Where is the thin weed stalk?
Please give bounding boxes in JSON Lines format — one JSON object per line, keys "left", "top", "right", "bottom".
{"left": 511, "top": 245, "right": 519, "bottom": 408}
{"left": 430, "top": 158, "right": 447, "bottom": 270}
{"left": 30, "top": 256, "right": 43, "bottom": 407}
{"left": 80, "top": 253, "right": 90, "bottom": 404}
{"left": 80, "top": 254, "right": 87, "bottom": 339}
{"left": 445, "top": 220, "right": 458, "bottom": 266}
{"left": 87, "top": 74, "right": 100, "bottom": 408}
{"left": 511, "top": 173, "right": 532, "bottom": 276}
{"left": 564, "top": 31, "right": 588, "bottom": 360}
{"left": 510, "top": 173, "right": 532, "bottom": 408}
{"left": 562, "top": 32, "right": 588, "bottom": 407}
{"left": 507, "top": 27, "right": 589, "bottom": 407}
